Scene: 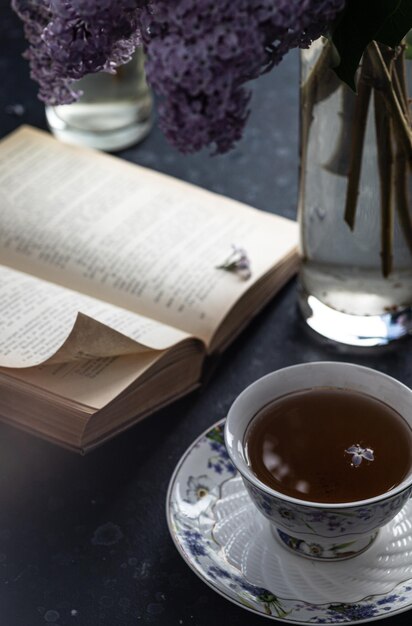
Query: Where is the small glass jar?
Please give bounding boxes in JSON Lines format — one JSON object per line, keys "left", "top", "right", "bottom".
{"left": 46, "top": 49, "right": 153, "bottom": 152}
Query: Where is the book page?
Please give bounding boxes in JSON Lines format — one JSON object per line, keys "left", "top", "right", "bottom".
{"left": 0, "top": 126, "right": 298, "bottom": 346}
{"left": 1, "top": 352, "right": 164, "bottom": 409}
{"left": 0, "top": 265, "right": 192, "bottom": 368}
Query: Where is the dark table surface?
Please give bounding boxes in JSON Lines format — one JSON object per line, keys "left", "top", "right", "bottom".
{"left": 1, "top": 4, "right": 412, "bottom": 626}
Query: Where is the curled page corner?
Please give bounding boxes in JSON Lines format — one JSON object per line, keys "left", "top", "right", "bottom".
{"left": 0, "top": 311, "right": 161, "bottom": 370}
{"left": 42, "top": 312, "right": 159, "bottom": 365}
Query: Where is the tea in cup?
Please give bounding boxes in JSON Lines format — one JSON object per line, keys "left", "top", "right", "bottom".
{"left": 224, "top": 362, "right": 412, "bottom": 560}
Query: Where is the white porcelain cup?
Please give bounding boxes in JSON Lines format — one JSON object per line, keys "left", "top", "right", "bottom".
{"left": 224, "top": 362, "right": 412, "bottom": 560}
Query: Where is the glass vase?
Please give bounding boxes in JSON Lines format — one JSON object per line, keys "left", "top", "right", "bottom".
{"left": 298, "top": 37, "right": 412, "bottom": 346}
{"left": 46, "top": 49, "right": 152, "bottom": 152}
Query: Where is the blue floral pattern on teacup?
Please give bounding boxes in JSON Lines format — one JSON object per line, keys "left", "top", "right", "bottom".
{"left": 205, "top": 427, "right": 236, "bottom": 476}
{"left": 244, "top": 481, "right": 412, "bottom": 542}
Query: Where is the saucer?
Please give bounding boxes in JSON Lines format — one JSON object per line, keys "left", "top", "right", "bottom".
{"left": 166, "top": 419, "right": 412, "bottom": 624}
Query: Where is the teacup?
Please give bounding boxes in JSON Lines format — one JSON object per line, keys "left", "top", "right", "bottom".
{"left": 224, "top": 362, "right": 412, "bottom": 561}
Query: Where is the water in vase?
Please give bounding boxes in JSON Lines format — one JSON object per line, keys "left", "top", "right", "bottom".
{"left": 299, "top": 39, "right": 412, "bottom": 345}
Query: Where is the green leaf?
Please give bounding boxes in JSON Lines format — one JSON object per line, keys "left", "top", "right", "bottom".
{"left": 238, "top": 597, "right": 255, "bottom": 610}
{"left": 331, "top": 0, "right": 403, "bottom": 90}
{"left": 375, "top": 0, "right": 412, "bottom": 47}
{"left": 205, "top": 426, "right": 224, "bottom": 445}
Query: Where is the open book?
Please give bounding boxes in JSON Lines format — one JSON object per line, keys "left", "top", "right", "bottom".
{"left": 0, "top": 126, "right": 298, "bottom": 452}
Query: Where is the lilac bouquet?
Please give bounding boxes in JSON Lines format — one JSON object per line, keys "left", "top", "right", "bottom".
{"left": 12, "top": 0, "right": 412, "bottom": 154}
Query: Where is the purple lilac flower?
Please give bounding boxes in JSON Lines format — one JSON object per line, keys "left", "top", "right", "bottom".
{"left": 345, "top": 445, "right": 374, "bottom": 467}
{"left": 141, "top": 0, "right": 346, "bottom": 153}
{"left": 216, "top": 245, "right": 252, "bottom": 280}
{"left": 12, "top": 0, "right": 145, "bottom": 104}
{"left": 13, "top": 0, "right": 346, "bottom": 152}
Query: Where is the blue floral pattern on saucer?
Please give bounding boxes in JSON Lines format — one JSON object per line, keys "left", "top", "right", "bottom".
{"left": 167, "top": 419, "right": 412, "bottom": 623}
